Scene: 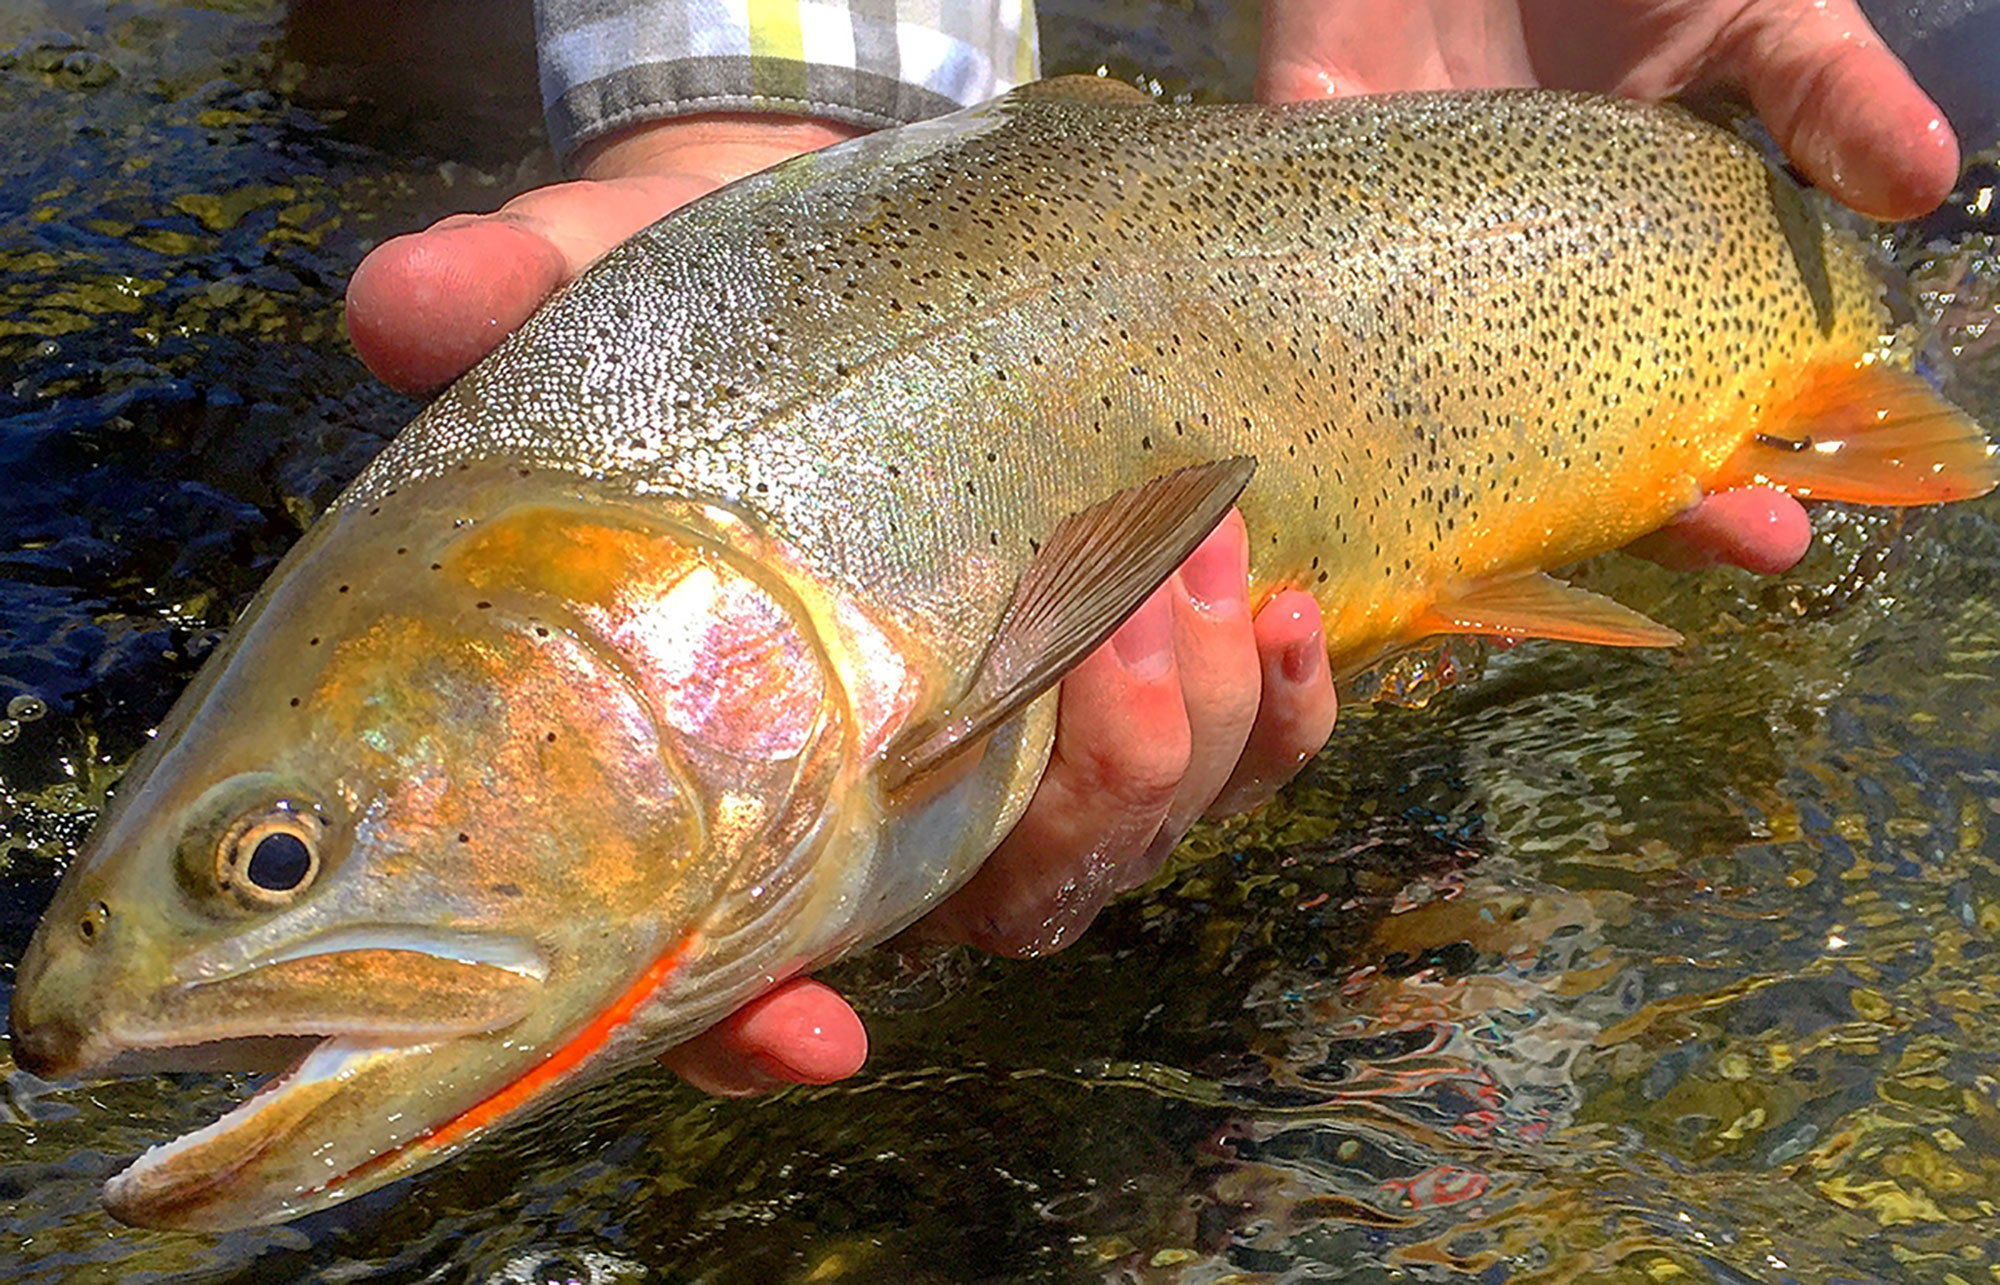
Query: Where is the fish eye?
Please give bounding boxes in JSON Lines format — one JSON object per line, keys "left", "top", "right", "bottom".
{"left": 216, "top": 804, "right": 324, "bottom": 909}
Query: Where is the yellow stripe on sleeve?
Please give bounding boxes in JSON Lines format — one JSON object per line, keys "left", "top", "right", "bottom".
{"left": 748, "top": 0, "right": 808, "bottom": 99}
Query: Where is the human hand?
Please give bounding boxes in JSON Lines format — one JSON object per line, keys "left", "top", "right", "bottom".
{"left": 1257, "top": 0, "right": 1964, "bottom": 573}
{"left": 1257, "top": 0, "right": 1959, "bottom": 220}
{"left": 345, "top": 114, "right": 1340, "bottom": 1095}
{"left": 346, "top": 114, "right": 866, "bottom": 393}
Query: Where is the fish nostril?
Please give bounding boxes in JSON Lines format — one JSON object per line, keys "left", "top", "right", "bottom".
{"left": 77, "top": 900, "right": 110, "bottom": 946}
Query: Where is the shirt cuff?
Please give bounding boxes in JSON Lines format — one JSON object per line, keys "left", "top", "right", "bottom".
{"left": 535, "top": 0, "right": 1040, "bottom": 166}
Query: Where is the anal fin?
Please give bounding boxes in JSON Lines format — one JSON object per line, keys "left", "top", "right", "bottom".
{"left": 1712, "top": 361, "right": 1999, "bottom": 504}
{"left": 1416, "top": 574, "right": 1683, "bottom": 649}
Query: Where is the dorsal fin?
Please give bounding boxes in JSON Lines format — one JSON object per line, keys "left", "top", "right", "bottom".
{"left": 884, "top": 458, "right": 1255, "bottom": 790}
{"left": 1009, "top": 74, "right": 1156, "bottom": 106}
{"left": 1764, "top": 163, "right": 1835, "bottom": 336}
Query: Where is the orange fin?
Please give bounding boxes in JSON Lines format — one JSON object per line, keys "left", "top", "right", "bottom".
{"left": 1711, "top": 362, "right": 1999, "bottom": 504}
{"left": 1416, "top": 574, "right": 1683, "bottom": 648}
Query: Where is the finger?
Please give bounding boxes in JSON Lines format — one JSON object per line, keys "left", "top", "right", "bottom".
{"left": 1622, "top": 486, "right": 1812, "bottom": 573}
{"left": 577, "top": 111, "right": 864, "bottom": 182}
{"left": 1711, "top": 0, "right": 1959, "bottom": 219}
{"left": 1127, "top": 512, "right": 1261, "bottom": 888}
{"left": 1208, "top": 589, "right": 1338, "bottom": 818}
{"left": 659, "top": 977, "right": 868, "bottom": 1097}
{"left": 917, "top": 587, "right": 1190, "bottom": 958}
{"left": 345, "top": 174, "right": 708, "bottom": 395}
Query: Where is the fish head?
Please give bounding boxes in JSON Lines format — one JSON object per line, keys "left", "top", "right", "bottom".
{"left": 9, "top": 464, "right": 877, "bottom": 1230}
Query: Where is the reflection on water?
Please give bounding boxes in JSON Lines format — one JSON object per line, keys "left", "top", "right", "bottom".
{"left": 5, "top": 2, "right": 2000, "bottom": 1282}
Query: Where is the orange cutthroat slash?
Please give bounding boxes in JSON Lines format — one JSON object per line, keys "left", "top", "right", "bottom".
{"left": 9, "top": 78, "right": 1995, "bottom": 1231}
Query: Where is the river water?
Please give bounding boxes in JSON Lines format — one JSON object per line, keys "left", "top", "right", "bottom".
{"left": 4, "top": 2, "right": 1999, "bottom": 1282}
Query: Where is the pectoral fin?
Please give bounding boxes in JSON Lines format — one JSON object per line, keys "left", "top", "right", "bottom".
{"left": 1712, "top": 362, "right": 1999, "bottom": 504}
{"left": 885, "top": 457, "right": 1256, "bottom": 789}
{"left": 1415, "top": 573, "right": 1683, "bottom": 648}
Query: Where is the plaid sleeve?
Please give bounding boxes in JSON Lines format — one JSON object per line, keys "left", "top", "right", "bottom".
{"left": 534, "top": 0, "right": 1041, "bottom": 164}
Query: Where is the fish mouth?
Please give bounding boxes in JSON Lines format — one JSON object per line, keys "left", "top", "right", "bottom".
{"left": 9, "top": 928, "right": 557, "bottom": 1230}
{"left": 80, "top": 1033, "right": 329, "bottom": 1079}
{"left": 93, "top": 929, "right": 713, "bottom": 1231}
{"left": 11, "top": 926, "right": 549, "bottom": 1081}
{"left": 102, "top": 1032, "right": 426, "bottom": 1229}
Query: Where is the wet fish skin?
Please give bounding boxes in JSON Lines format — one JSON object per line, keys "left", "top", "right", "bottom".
{"left": 362, "top": 83, "right": 1969, "bottom": 669}
{"left": 10, "top": 83, "right": 1992, "bottom": 1231}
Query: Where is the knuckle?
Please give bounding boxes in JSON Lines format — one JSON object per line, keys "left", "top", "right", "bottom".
{"left": 1078, "top": 720, "right": 1189, "bottom": 810}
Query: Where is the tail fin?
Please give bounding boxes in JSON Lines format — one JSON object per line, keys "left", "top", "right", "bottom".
{"left": 1711, "top": 361, "right": 1999, "bottom": 504}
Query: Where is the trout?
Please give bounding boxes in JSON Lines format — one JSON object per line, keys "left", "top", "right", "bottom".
{"left": 9, "top": 80, "right": 1995, "bottom": 1231}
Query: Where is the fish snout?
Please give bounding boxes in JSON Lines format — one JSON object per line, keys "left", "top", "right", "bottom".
{"left": 8, "top": 889, "right": 122, "bottom": 1079}
{"left": 8, "top": 958, "right": 92, "bottom": 1079}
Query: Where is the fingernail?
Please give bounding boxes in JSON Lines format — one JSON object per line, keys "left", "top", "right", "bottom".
{"left": 1178, "top": 525, "right": 1246, "bottom": 614}
{"left": 667, "top": 1054, "right": 784, "bottom": 1098}
{"left": 747, "top": 1052, "right": 800, "bottom": 1088}
{"left": 1282, "top": 630, "right": 1323, "bottom": 685}
{"left": 1112, "top": 591, "right": 1174, "bottom": 678}
{"left": 1120, "top": 825, "right": 1182, "bottom": 891}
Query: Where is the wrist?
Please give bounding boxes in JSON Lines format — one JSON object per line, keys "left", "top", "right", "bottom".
{"left": 576, "top": 112, "right": 870, "bottom": 184}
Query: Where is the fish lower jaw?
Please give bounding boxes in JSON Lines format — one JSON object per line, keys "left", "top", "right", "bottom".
{"left": 103, "top": 1034, "right": 418, "bottom": 1231}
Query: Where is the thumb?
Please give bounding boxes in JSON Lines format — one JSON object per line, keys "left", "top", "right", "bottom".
{"left": 345, "top": 173, "right": 716, "bottom": 396}
{"left": 1711, "top": 0, "right": 1958, "bottom": 219}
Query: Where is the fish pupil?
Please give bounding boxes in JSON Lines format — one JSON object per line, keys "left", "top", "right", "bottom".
{"left": 247, "top": 831, "right": 312, "bottom": 892}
